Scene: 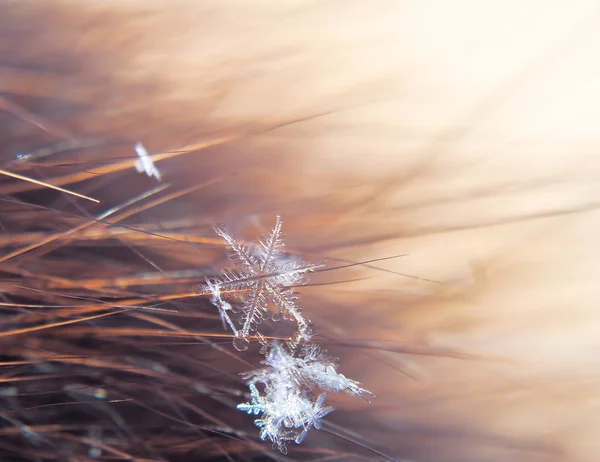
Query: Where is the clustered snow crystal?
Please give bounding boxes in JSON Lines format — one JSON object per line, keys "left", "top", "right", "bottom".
{"left": 202, "top": 216, "right": 373, "bottom": 453}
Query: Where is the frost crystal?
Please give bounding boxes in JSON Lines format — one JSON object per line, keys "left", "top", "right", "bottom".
{"left": 134, "top": 142, "right": 161, "bottom": 181}
{"left": 203, "top": 216, "right": 321, "bottom": 345}
{"left": 203, "top": 216, "right": 372, "bottom": 452}
{"left": 237, "top": 340, "right": 372, "bottom": 451}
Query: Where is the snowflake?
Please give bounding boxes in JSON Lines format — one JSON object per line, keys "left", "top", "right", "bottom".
{"left": 203, "top": 216, "right": 373, "bottom": 452}
{"left": 295, "top": 393, "right": 335, "bottom": 443}
{"left": 134, "top": 142, "right": 161, "bottom": 181}
{"left": 237, "top": 341, "right": 372, "bottom": 451}
{"left": 203, "top": 216, "right": 322, "bottom": 349}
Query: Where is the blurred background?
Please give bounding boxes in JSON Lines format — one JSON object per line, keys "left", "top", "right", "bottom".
{"left": 1, "top": 1, "right": 600, "bottom": 461}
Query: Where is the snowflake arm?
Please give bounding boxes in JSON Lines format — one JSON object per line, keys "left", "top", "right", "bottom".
{"left": 259, "top": 215, "right": 285, "bottom": 273}
{"left": 205, "top": 279, "right": 238, "bottom": 336}
{"left": 239, "top": 280, "right": 269, "bottom": 338}
{"left": 214, "top": 226, "right": 262, "bottom": 275}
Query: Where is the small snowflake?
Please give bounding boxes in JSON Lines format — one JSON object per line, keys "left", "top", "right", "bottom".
{"left": 134, "top": 142, "right": 161, "bottom": 181}
{"left": 296, "top": 393, "right": 334, "bottom": 443}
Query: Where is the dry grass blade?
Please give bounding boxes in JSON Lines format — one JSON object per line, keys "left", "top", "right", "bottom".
{"left": 0, "top": 168, "right": 99, "bottom": 203}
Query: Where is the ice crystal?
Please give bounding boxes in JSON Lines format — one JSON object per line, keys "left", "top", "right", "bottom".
{"left": 237, "top": 340, "right": 372, "bottom": 451}
{"left": 243, "top": 341, "right": 373, "bottom": 401}
{"left": 203, "top": 216, "right": 372, "bottom": 452}
{"left": 203, "top": 216, "right": 321, "bottom": 346}
{"left": 134, "top": 142, "right": 161, "bottom": 181}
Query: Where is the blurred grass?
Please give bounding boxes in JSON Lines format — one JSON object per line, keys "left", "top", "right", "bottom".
{"left": 2, "top": 2, "right": 600, "bottom": 462}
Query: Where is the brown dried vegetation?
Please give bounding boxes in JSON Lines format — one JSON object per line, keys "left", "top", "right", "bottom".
{"left": 0, "top": 2, "right": 600, "bottom": 461}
